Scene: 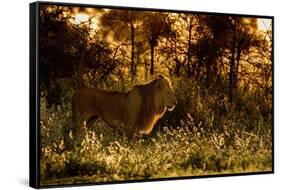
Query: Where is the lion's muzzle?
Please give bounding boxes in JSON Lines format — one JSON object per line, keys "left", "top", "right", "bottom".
{"left": 167, "top": 102, "right": 176, "bottom": 111}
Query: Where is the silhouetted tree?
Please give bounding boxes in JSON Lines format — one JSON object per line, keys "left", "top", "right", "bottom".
{"left": 40, "top": 5, "right": 77, "bottom": 105}
{"left": 142, "top": 12, "right": 172, "bottom": 75}
{"left": 100, "top": 10, "right": 141, "bottom": 80}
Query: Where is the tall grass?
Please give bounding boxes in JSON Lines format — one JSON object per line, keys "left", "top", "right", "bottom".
{"left": 40, "top": 78, "right": 272, "bottom": 186}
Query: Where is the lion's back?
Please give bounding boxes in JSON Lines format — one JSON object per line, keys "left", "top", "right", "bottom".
{"left": 72, "top": 78, "right": 172, "bottom": 135}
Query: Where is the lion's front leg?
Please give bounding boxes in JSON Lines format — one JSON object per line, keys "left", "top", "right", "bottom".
{"left": 125, "top": 122, "right": 142, "bottom": 142}
{"left": 132, "top": 132, "right": 143, "bottom": 142}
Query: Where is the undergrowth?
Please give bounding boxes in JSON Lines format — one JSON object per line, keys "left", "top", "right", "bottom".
{"left": 40, "top": 78, "right": 272, "bottom": 186}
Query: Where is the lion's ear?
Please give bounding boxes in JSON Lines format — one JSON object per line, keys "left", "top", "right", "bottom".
{"left": 156, "top": 75, "right": 164, "bottom": 80}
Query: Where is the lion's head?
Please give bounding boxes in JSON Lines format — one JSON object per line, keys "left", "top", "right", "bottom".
{"left": 154, "top": 75, "right": 177, "bottom": 113}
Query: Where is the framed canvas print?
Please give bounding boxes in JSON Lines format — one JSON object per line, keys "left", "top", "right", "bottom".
{"left": 29, "top": 1, "right": 274, "bottom": 188}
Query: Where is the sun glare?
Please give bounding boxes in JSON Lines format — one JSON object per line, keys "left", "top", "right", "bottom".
{"left": 70, "top": 13, "right": 99, "bottom": 31}
{"left": 72, "top": 13, "right": 89, "bottom": 24}
{"left": 257, "top": 18, "right": 271, "bottom": 31}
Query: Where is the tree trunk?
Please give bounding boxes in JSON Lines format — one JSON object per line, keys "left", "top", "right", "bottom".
{"left": 229, "top": 21, "right": 236, "bottom": 104}
{"left": 186, "top": 17, "right": 193, "bottom": 76}
{"left": 174, "top": 59, "right": 181, "bottom": 76}
{"left": 206, "top": 61, "right": 211, "bottom": 87}
{"left": 130, "top": 24, "right": 135, "bottom": 80}
{"left": 234, "top": 44, "right": 242, "bottom": 89}
{"left": 173, "top": 35, "right": 180, "bottom": 77}
{"left": 136, "top": 43, "right": 140, "bottom": 75}
{"left": 78, "top": 51, "right": 85, "bottom": 89}
{"left": 150, "top": 42, "right": 155, "bottom": 75}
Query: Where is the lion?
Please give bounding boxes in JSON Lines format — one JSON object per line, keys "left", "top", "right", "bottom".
{"left": 65, "top": 75, "right": 176, "bottom": 149}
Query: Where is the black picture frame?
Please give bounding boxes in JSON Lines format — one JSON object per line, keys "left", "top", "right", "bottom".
{"left": 30, "top": 1, "right": 274, "bottom": 188}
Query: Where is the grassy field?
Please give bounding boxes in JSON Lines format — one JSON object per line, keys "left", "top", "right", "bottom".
{"left": 40, "top": 118, "right": 272, "bottom": 186}
{"left": 39, "top": 78, "right": 272, "bottom": 186}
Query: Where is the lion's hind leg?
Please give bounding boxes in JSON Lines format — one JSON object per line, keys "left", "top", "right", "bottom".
{"left": 71, "top": 118, "right": 87, "bottom": 148}
{"left": 63, "top": 124, "right": 74, "bottom": 151}
{"left": 64, "top": 119, "right": 85, "bottom": 151}
{"left": 86, "top": 116, "right": 99, "bottom": 130}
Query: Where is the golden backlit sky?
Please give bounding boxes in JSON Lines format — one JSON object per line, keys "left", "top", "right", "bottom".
{"left": 71, "top": 13, "right": 88, "bottom": 24}
{"left": 71, "top": 13, "right": 99, "bottom": 30}
{"left": 258, "top": 18, "right": 272, "bottom": 31}
{"left": 71, "top": 12, "right": 272, "bottom": 33}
